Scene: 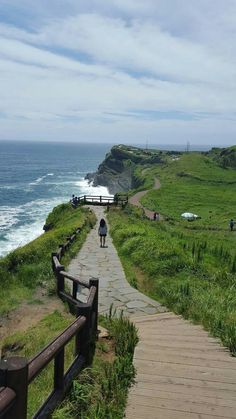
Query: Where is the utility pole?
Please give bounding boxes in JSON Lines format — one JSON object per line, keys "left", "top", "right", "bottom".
{"left": 186, "top": 141, "right": 190, "bottom": 153}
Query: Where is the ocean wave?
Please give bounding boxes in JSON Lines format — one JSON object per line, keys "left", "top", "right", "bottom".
{"left": 0, "top": 206, "right": 23, "bottom": 231}
{"left": 0, "top": 185, "right": 19, "bottom": 190}
{"left": 0, "top": 179, "right": 110, "bottom": 257}
{"left": 29, "top": 173, "right": 54, "bottom": 186}
{"left": 0, "top": 197, "right": 63, "bottom": 255}
{"left": 1, "top": 219, "right": 44, "bottom": 257}
{"left": 74, "top": 179, "right": 109, "bottom": 196}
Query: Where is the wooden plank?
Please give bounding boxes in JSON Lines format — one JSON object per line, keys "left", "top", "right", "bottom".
{"left": 137, "top": 343, "right": 230, "bottom": 357}
{"left": 135, "top": 372, "right": 236, "bottom": 393}
{"left": 135, "top": 359, "right": 236, "bottom": 383}
{"left": 129, "top": 386, "right": 236, "bottom": 408}
{"left": 135, "top": 338, "right": 226, "bottom": 351}
{"left": 126, "top": 394, "right": 236, "bottom": 418}
{"left": 132, "top": 380, "right": 236, "bottom": 401}
{"left": 135, "top": 348, "right": 236, "bottom": 369}
{"left": 125, "top": 404, "right": 220, "bottom": 419}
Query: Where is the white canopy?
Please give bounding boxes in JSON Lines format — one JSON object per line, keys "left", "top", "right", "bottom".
{"left": 181, "top": 212, "right": 198, "bottom": 220}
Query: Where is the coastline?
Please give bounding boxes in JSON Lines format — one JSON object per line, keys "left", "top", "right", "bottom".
{"left": 0, "top": 178, "right": 109, "bottom": 259}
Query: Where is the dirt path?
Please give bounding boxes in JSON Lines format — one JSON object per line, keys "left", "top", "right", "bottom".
{"left": 0, "top": 287, "right": 70, "bottom": 350}
{"left": 129, "top": 178, "right": 161, "bottom": 219}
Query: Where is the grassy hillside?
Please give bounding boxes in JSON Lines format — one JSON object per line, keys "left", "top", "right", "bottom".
{"left": 108, "top": 149, "right": 236, "bottom": 355}
{"left": 141, "top": 152, "right": 236, "bottom": 227}
{"left": 0, "top": 203, "right": 96, "bottom": 316}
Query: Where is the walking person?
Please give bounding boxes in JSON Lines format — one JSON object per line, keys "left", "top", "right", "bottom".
{"left": 229, "top": 219, "right": 235, "bottom": 231}
{"left": 98, "top": 218, "right": 107, "bottom": 247}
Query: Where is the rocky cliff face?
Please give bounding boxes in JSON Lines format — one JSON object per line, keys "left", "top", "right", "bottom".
{"left": 86, "top": 144, "right": 163, "bottom": 194}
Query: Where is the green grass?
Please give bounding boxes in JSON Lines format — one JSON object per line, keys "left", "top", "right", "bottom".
{"left": 141, "top": 152, "right": 236, "bottom": 228}
{"left": 0, "top": 204, "right": 96, "bottom": 316}
{"left": 2, "top": 310, "right": 74, "bottom": 418}
{"left": 108, "top": 197, "right": 236, "bottom": 355}
{"left": 53, "top": 308, "right": 138, "bottom": 419}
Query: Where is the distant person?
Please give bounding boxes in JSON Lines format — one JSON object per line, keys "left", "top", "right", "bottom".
{"left": 153, "top": 212, "right": 160, "bottom": 221}
{"left": 98, "top": 218, "right": 107, "bottom": 247}
{"left": 229, "top": 219, "right": 235, "bottom": 231}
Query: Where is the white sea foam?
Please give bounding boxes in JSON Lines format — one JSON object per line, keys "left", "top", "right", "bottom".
{"left": 0, "top": 185, "right": 19, "bottom": 190}
{"left": 75, "top": 179, "right": 110, "bottom": 196}
{"left": 0, "top": 178, "right": 110, "bottom": 258}
{"left": 29, "top": 173, "right": 54, "bottom": 186}
{"left": 2, "top": 220, "right": 44, "bottom": 257}
{"left": 0, "top": 206, "right": 23, "bottom": 231}
{"left": 0, "top": 197, "right": 62, "bottom": 257}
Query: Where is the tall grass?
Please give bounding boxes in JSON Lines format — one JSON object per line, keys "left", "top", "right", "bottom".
{"left": 0, "top": 204, "right": 96, "bottom": 315}
{"left": 53, "top": 308, "right": 138, "bottom": 419}
{"left": 108, "top": 207, "right": 236, "bottom": 355}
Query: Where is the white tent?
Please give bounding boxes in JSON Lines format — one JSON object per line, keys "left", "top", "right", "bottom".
{"left": 181, "top": 212, "right": 198, "bottom": 220}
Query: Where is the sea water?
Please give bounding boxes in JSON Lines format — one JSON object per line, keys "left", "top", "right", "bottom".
{"left": 0, "top": 141, "right": 111, "bottom": 258}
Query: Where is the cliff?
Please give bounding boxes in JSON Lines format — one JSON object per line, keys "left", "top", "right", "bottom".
{"left": 86, "top": 144, "right": 164, "bottom": 194}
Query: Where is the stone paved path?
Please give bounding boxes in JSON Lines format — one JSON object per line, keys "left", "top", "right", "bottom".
{"left": 68, "top": 206, "right": 166, "bottom": 316}
{"left": 68, "top": 205, "right": 236, "bottom": 419}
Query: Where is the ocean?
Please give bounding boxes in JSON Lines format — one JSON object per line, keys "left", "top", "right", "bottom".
{"left": 0, "top": 141, "right": 111, "bottom": 258}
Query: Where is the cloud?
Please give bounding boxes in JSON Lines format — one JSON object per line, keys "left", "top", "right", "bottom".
{"left": 0, "top": 1, "right": 236, "bottom": 145}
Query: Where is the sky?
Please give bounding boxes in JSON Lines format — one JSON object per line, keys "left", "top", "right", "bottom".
{"left": 0, "top": 1, "right": 236, "bottom": 147}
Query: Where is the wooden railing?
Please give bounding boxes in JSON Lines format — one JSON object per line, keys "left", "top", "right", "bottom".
{"left": 72, "top": 194, "right": 128, "bottom": 206}
{"left": 0, "top": 225, "right": 99, "bottom": 419}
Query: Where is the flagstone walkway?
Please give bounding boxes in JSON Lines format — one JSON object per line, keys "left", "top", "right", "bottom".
{"left": 68, "top": 205, "right": 236, "bottom": 419}
{"left": 68, "top": 206, "right": 166, "bottom": 316}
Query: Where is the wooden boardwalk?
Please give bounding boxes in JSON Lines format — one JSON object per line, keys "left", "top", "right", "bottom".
{"left": 125, "top": 312, "right": 236, "bottom": 419}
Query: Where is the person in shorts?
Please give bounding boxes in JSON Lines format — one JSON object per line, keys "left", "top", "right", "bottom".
{"left": 98, "top": 218, "right": 107, "bottom": 247}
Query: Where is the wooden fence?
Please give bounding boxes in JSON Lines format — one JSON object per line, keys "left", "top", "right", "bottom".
{"left": 72, "top": 194, "right": 128, "bottom": 206}
{"left": 0, "top": 225, "right": 99, "bottom": 419}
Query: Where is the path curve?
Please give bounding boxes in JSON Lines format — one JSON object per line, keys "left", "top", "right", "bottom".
{"left": 129, "top": 178, "right": 161, "bottom": 219}
{"left": 68, "top": 205, "right": 166, "bottom": 316}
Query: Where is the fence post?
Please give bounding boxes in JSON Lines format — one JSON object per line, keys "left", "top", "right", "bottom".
{"left": 89, "top": 278, "right": 99, "bottom": 338}
{"left": 54, "top": 348, "right": 64, "bottom": 391}
{"left": 56, "top": 266, "right": 65, "bottom": 295}
{"left": 51, "top": 252, "right": 59, "bottom": 272}
{"left": 72, "top": 281, "right": 77, "bottom": 300}
{"left": 75, "top": 304, "right": 91, "bottom": 364}
{"left": 59, "top": 244, "right": 65, "bottom": 257}
{"left": 0, "top": 357, "right": 28, "bottom": 419}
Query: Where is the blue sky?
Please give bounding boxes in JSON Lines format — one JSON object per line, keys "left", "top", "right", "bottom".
{"left": 0, "top": 0, "right": 236, "bottom": 146}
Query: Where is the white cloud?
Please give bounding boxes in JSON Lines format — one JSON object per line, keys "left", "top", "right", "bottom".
{"left": 0, "top": 1, "right": 236, "bottom": 145}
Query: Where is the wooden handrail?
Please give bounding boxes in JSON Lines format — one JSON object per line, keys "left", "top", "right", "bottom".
{"left": 0, "top": 222, "right": 99, "bottom": 419}
{"left": 71, "top": 194, "right": 128, "bottom": 207}
{"left": 28, "top": 316, "right": 86, "bottom": 383}
{"left": 0, "top": 387, "right": 16, "bottom": 416}
{"left": 60, "top": 271, "right": 90, "bottom": 288}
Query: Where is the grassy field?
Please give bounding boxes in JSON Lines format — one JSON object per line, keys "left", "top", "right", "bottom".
{"left": 108, "top": 151, "right": 236, "bottom": 355}
{"left": 0, "top": 203, "right": 96, "bottom": 316}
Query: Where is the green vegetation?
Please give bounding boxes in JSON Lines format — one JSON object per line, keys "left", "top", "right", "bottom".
{"left": 141, "top": 152, "right": 236, "bottom": 227}
{"left": 53, "top": 308, "right": 138, "bottom": 419}
{"left": 0, "top": 203, "right": 96, "bottom": 315}
{"left": 107, "top": 150, "right": 236, "bottom": 355}
{"left": 2, "top": 310, "right": 74, "bottom": 418}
